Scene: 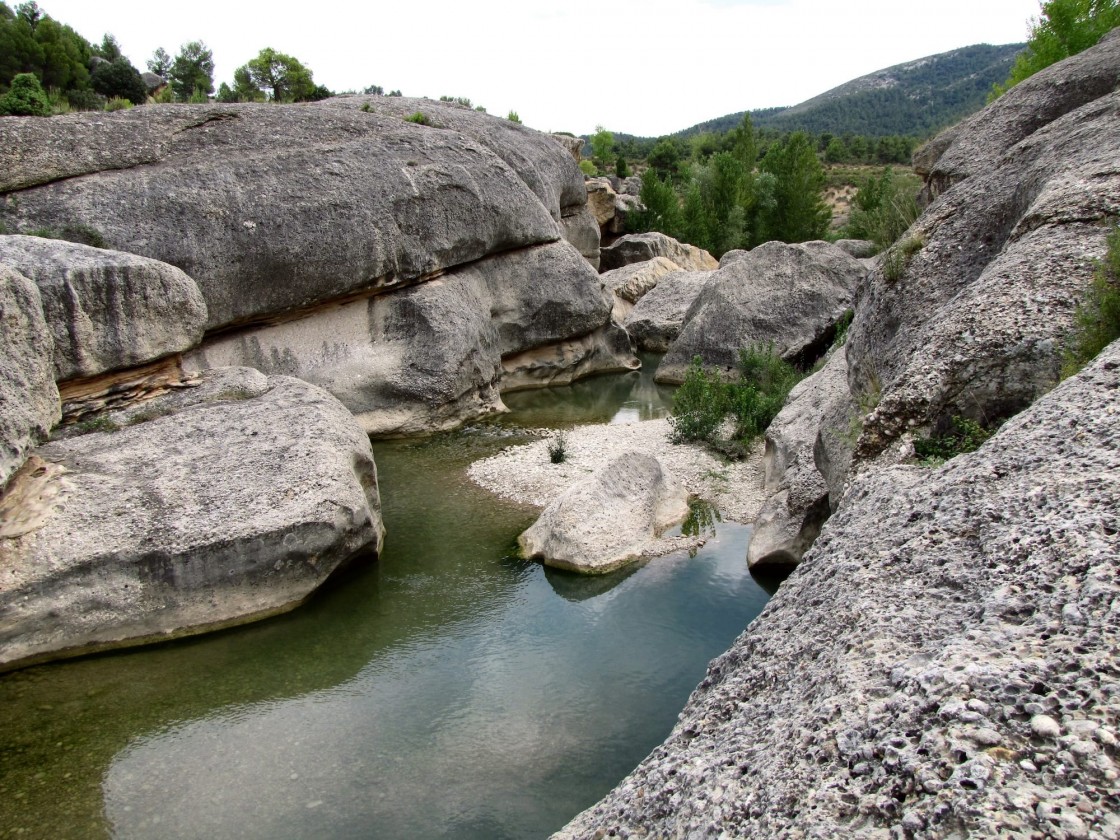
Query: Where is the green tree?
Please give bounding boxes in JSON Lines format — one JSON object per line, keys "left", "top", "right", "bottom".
{"left": 758, "top": 131, "right": 829, "bottom": 243}
{"left": 234, "top": 47, "right": 315, "bottom": 102}
{"left": 169, "top": 40, "right": 214, "bottom": 101}
{"left": 147, "top": 46, "right": 171, "bottom": 77}
{"left": 630, "top": 169, "right": 682, "bottom": 238}
{"left": 647, "top": 138, "right": 683, "bottom": 181}
{"left": 590, "top": 124, "right": 613, "bottom": 166}
{"left": 94, "top": 33, "right": 122, "bottom": 61}
{"left": 994, "top": 0, "right": 1120, "bottom": 96}
{"left": 90, "top": 57, "right": 146, "bottom": 105}
{"left": 0, "top": 70, "right": 49, "bottom": 115}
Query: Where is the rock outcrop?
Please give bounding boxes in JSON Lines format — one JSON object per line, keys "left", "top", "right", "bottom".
{"left": 585, "top": 177, "right": 642, "bottom": 240}
{"left": 622, "top": 269, "right": 711, "bottom": 353}
{"left": 747, "top": 348, "right": 848, "bottom": 569}
{"left": 600, "top": 256, "right": 680, "bottom": 322}
{"left": 0, "top": 265, "right": 59, "bottom": 486}
{"left": 556, "top": 337, "right": 1120, "bottom": 839}
{"left": 656, "top": 240, "right": 865, "bottom": 383}
{"left": 0, "top": 371, "right": 384, "bottom": 671}
{"left": 0, "top": 236, "right": 207, "bottom": 381}
{"left": 0, "top": 100, "right": 628, "bottom": 433}
{"left": 559, "top": 33, "right": 1120, "bottom": 840}
{"left": 518, "top": 453, "right": 689, "bottom": 574}
{"left": 600, "top": 232, "right": 718, "bottom": 273}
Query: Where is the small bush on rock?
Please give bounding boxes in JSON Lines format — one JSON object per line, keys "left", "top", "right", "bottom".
{"left": 1062, "top": 223, "right": 1120, "bottom": 377}
{"left": 405, "top": 111, "right": 430, "bottom": 125}
{"left": 547, "top": 432, "right": 568, "bottom": 464}
{"left": 914, "top": 416, "right": 996, "bottom": 465}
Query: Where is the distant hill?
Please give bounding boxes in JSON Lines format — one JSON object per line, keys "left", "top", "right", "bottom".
{"left": 676, "top": 43, "right": 1024, "bottom": 139}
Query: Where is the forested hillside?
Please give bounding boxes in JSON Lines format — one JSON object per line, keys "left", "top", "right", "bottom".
{"left": 681, "top": 43, "right": 1024, "bottom": 139}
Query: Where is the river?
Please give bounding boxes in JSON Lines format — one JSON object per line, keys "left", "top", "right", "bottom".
{"left": 0, "top": 361, "right": 775, "bottom": 839}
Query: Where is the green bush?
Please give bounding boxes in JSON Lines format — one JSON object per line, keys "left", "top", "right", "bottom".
{"left": 578, "top": 159, "right": 598, "bottom": 176}
{"left": 846, "top": 168, "right": 920, "bottom": 252}
{"left": 547, "top": 431, "right": 568, "bottom": 464}
{"left": 104, "top": 96, "right": 132, "bottom": 111}
{"left": 1062, "top": 223, "right": 1120, "bottom": 376}
{"left": 506, "top": 110, "right": 521, "bottom": 124}
{"left": 914, "top": 416, "right": 995, "bottom": 464}
{"left": 405, "top": 111, "right": 430, "bottom": 125}
{"left": 0, "top": 73, "right": 52, "bottom": 117}
{"left": 669, "top": 345, "right": 803, "bottom": 456}
{"left": 882, "top": 235, "right": 925, "bottom": 282}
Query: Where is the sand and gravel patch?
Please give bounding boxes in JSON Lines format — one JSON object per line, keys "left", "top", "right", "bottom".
{"left": 467, "top": 418, "right": 767, "bottom": 539}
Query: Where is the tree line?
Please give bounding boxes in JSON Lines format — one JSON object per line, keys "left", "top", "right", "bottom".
{"left": 0, "top": 1, "right": 389, "bottom": 115}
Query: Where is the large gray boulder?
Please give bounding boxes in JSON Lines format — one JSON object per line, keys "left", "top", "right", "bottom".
{"left": 0, "top": 236, "right": 207, "bottom": 381}
{"left": 656, "top": 240, "right": 865, "bottom": 384}
{"left": 600, "top": 256, "right": 680, "bottom": 322}
{"left": 747, "top": 348, "right": 849, "bottom": 569}
{"left": 186, "top": 240, "right": 631, "bottom": 435}
{"left": 622, "top": 269, "right": 711, "bottom": 353}
{"left": 518, "top": 452, "right": 689, "bottom": 574}
{"left": 846, "top": 36, "right": 1120, "bottom": 462}
{"left": 556, "top": 336, "right": 1120, "bottom": 839}
{"left": 600, "top": 232, "right": 718, "bottom": 273}
{"left": 0, "top": 102, "right": 573, "bottom": 331}
{"left": 559, "top": 204, "right": 601, "bottom": 269}
{"left": 0, "top": 265, "right": 59, "bottom": 487}
{"left": 0, "top": 371, "right": 384, "bottom": 671}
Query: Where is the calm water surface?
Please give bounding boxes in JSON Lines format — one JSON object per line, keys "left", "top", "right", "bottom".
{"left": 0, "top": 361, "right": 773, "bottom": 839}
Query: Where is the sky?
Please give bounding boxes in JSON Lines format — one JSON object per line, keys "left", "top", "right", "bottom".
{"left": 36, "top": 0, "right": 1043, "bottom": 136}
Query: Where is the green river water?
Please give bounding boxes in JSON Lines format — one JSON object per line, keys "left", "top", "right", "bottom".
{"left": 0, "top": 361, "right": 775, "bottom": 839}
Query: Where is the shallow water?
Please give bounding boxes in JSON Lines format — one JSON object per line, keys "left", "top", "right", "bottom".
{"left": 0, "top": 362, "right": 773, "bottom": 840}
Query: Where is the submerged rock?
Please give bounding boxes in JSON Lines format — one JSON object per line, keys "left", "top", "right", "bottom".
{"left": 518, "top": 452, "right": 689, "bottom": 574}
{"left": 656, "top": 240, "right": 865, "bottom": 384}
{"left": 0, "top": 235, "right": 207, "bottom": 381}
{"left": 0, "top": 265, "right": 59, "bottom": 486}
{"left": 0, "top": 371, "right": 384, "bottom": 671}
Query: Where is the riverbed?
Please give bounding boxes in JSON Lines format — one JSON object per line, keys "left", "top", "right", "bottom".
{"left": 0, "top": 361, "right": 775, "bottom": 839}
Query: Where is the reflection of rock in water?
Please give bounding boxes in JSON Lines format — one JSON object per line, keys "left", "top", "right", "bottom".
{"left": 680, "top": 499, "right": 721, "bottom": 539}
{"left": 543, "top": 563, "right": 643, "bottom": 602}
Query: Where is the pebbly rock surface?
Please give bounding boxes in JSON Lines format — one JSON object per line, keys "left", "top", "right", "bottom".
{"left": 0, "top": 371, "right": 384, "bottom": 671}
{"left": 747, "top": 347, "right": 849, "bottom": 569}
{"left": 556, "top": 337, "right": 1120, "bottom": 839}
{"left": 656, "top": 240, "right": 865, "bottom": 384}
{"left": 0, "top": 101, "right": 577, "bottom": 331}
{"left": 0, "top": 265, "right": 59, "bottom": 487}
{"left": 846, "top": 35, "right": 1120, "bottom": 462}
{"left": 0, "top": 235, "right": 207, "bottom": 381}
{"left": 600, "top": 232, "right": 719, "bottom": 273}
{"left": 517, "top": 452, "right": 690, "bottom": 574}
{"left": 623, "top": 269, "right": 711, "bottom": 353}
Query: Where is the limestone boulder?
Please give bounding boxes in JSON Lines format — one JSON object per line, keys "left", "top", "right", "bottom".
{"left": 518, "top": 453, "right": 689, "bottom": 574}
{"left": 0, "top": 236, "right": 207, "bottom": 381}
{"left": 656, "top": 240, "right": 865, "bottom": 384}
{"left": 600, "top": 232, "right": 718, "bottom": 273}
{"left": 833, "top": 238, "right": 876, "bottom": 258}
{"left": 556, "top": 335, "right": 1120, "bottom": 839}
{"left": 622, "top": 270, "right": 710, "bottom": 353}
{"left": 0, "top": 265, "right": 59, "bottom": 486}
{"left": 585, "top": 177, "right": 618, "bottom": 227}
{"left": 600, "top": 256, "right": 679, "bottom": 322}
{"left": 0, "top": 372, "right": 384, "bottom": 671}
{"left": 846, "top": 39, "right": 1120, "bottom": 462}
{"left": 747, "top": 348, "right": 849, "bottom": 569}
{"left": 560, "top": 204, "right": 601, "bottom": 269}
{"left": 0, "top": 103, "right": 566, "bottom": 331}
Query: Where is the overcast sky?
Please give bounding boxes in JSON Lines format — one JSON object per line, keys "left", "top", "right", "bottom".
{"left": 38, "top": 0, "right": 1042, "bottom": 136}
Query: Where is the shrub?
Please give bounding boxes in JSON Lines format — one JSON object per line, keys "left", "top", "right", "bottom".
{"left": 914, "top": 416, "right": 995, "bottom": 464}
{"left": 669, "top": 346, "right": 802, "bottom": 455}
{"left": 507, "top": 110, "right": 521, "bottom": 124}
{"left": 28, "top": 223, "right": 107, "bottom": 249}
{"left": 578, "top": 159, "right": 598, "bottom": 176}
{"left": 359, "top": 102, "right": 372, "bottom": 113}
{"left": 547, "top": 431, "right": 568, "bottom": 464}
{"left": 1062, "top": 223, "right": 1120, "bottom": 377}
{"left": 882, "top": 235, "right": 924, "bottom": 282}
{"left": 846, "top": 168, "right": 920, "bottom": 252}
{"left": 105, "top": 97, "right": 133, "bottom": 112}
{"left": 405, "top": 111, "right": 430, "bottom": 125}
{"left": 0, "top": 73, "right": 52, "bottom": 117}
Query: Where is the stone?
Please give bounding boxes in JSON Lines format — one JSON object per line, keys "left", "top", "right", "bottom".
{"left": 585, "top": 177, "right": 619, "bottom": 227}
{"left": 0, "top": 102, "right": 571, "bottom": 331}
{"left": 140, "top": 71, "right": 164, "bottom": 93}
{"left": 518, "top": 453, "right": 689, "bottom": 574}
{"left": 622, "top": 270, "right": 710, "bottom": 353}
{"left": 0, "top": 372, "right": 384, "bottom": 670}
{"left": 0, "top": 235, "right": 207, "bottom": 381}
{"left": 834, "top": 238, "right": 877, "bottom": 258}
{"left": 1032, "top": 715, "right": 1062, "bottom": 739}
{"left": 656, "top": 240, "right": 865, "bottom": 384}
{"left": 600, "top": 256, "right": 680, "bottom": 322}
{"left": 560, "top": 204, "right": 601, "bottom": 269}
{"left": 600, "top": 232, "right": 718, "bottom": 273}
{"left": 747, "top": 348, "right": 850, "bottom": 569}
{"left": 0, "top": 265, "right": 59, "bottom": 487}
{"left": 555, "top": 337, "right": 1120, "bottom": 838}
